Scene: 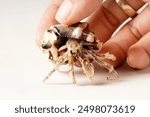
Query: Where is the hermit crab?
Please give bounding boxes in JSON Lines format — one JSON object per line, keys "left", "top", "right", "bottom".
{"left": 40, "top": 22, "right": 118, "bottom": 84}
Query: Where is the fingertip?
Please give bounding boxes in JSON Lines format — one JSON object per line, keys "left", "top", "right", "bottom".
{"left": 56, "top": 0, "right": 100, "bottom": 25}
{"left": 36, "top": 0, "right": 62, "bottom": 48}
{"left": 55, "top": 0, "right": 73, "bottom": 24}
{"left": 127, "top": 47, "right": 150, "bottom": 69}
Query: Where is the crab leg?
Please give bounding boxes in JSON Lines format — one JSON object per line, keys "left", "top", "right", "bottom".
{"left": 79, "top": 57, "right": 94, "bottom": 81}
{"left": 97, "top": 52, "right": 116, "bottom": 61}
{"left": 95, "top": 59, "right": 119, "bottom": 78}
{"left": 43, "top": 52, "right": 68, "bottom": 82}
{"left": 68, "top": 54, "right": 76, "bottom": 84}
{"left": 43, "top": 69, "right": 56, "bottom": 82}
{"left": 86, "top": 50, "right": 118, "bottom": 78}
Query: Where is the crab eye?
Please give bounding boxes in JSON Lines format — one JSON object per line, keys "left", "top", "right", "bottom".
{"left": 41, "top": 43, "right": 52, "bottom": 49}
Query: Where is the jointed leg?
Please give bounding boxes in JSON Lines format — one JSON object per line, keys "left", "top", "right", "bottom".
{"left": 99, "top": 52, "right": 116, "bottom": 61}
{"left": 43, "top": 69, "right": 55, "bottom": 82}
{"left": 43, "top": 52, "right": 68, "bottom": 83}
{"left": 95, "top": 59, "right": 119, "bottom": 79}
{"left": 68, "top": 54, "right": 76, "bottom": 84}
{"left": 79, "top": 57, "right": 94, "bottom": 81}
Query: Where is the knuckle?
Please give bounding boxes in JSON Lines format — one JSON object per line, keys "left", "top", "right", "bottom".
{"left": 126, "top": 23, "right": 143, "bottom": 41}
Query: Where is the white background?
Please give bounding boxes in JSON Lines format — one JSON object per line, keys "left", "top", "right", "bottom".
{"left": 0, "top": 0, "right": 150, "bottom": 100}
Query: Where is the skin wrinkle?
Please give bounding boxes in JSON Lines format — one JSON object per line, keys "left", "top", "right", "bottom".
{"left": 100, "top": 11, "right": 116, "bottom": 41}
{"left": 103, "top": 0, "right": 128, "bottom": 21}
{"left": 109, "top": 41, "right": 126, "bottom": 65}
{"left": 102, "top": 9, "right": 118, "bottom": 32}
{"left": 87, "top": 4, "right": 129, "bottom": 43}
{"left": 102, "top": 6, "right": 121, "bottom": 27}
{"left": 87, "top": 7, "right": 109, "bottom": 42}
{"left": 127, "top": 23, "right": 143, "bottom": 41}
{"left": 112, "top": 27, "right": 140, "bottom": 58}
{"left": 142, "top": 47, "right": 150, "bottom": 61}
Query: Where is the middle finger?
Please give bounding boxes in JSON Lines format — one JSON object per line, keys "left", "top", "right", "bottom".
{"left": 86, "top": 0, "right": 145, "bottom": 42}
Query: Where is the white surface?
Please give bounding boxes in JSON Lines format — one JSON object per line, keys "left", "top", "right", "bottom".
{"left": 0, "top": 0, "right": 150, "bottom": 100}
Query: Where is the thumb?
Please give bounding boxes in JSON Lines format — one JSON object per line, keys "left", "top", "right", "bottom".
{"left": 55, "top": 0, "right": 101, "bottom": 24}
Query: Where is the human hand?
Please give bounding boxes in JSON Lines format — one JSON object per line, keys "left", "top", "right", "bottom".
{"left": 36, "top": 0, "right": 150, "bottom": 69}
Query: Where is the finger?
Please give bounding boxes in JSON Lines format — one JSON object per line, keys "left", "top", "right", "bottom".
{"left": 36, "top": 0, "right": 63, "bottom": 47}
{"left": 55, "top": 0, "right": 101, "bottom": 24}
{"left": 143, "top": 0, "right": 150, "bottom": 3}
{"left": 86, "top": 0, "right": 130, "bottom": 43}
{"left": 127, "top": 32, "right": 150, "bottom": 69}
{"left": 101, "top": 4, "right": 150, "bottom": 67}
{"left": 86, "top": 0, "right": 144, "bottom": 43}
{"left": 87, "top": 0, "right": 144, "bottom": 42}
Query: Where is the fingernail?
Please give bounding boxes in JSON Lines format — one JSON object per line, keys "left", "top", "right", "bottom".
{"left": 56, "top": 0, "right": 73, "bottom": 22}
{"left": 127, "top": 48, "right": 150, "bottom": 69}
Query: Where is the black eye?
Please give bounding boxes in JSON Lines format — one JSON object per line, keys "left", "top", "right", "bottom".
{"left": 41, "top": 43, "right": 52, "bottom": 49}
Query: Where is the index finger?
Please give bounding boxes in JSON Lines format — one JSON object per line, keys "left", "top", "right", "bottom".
{"left": 36, "top": 0, "right": 63, "bottom": 47}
